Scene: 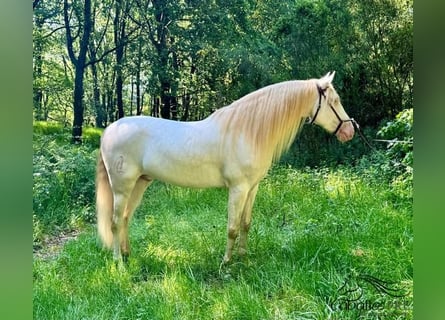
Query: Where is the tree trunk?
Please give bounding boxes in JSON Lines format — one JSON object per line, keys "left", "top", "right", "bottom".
{"left": 90, "top": 61, "right": 105, "bottom": 128}
{"left": 64, "top": 0, "right": 92, "bottom": 143}
{"left": 72, "top": 65, "right": 85, "bottom": 143}
{"left": 152, "top": 96, "right": 160, "bottom": 117}
{"left": 160, "top": 80, "right": 171, "bottom": 119}
{"left": 171, "top": 96, "right": 178, "bottom": 120}
{"left": 89, "top": 3, "right": 105, "bottom": 128}
{"left": 114, "top": 0, "right": 126, "bottom": 119}
{"left": 116, "top": 69, "right": 124, "bottom": 119}
{"left": 33, "top": 16, "right": 45, "bottom": 121}
{"left": 107, "top": 90, "right": 115, "bottom": 123}
{"left": 136, "top": 35, "right": 143, "bottom": 115}
{"left": 136, "top": 68, "right": 142, "bottom": 115}
{"left": 181, "top": 92, "right": 190, "bottom": 121}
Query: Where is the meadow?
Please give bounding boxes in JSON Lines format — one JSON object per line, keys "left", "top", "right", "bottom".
{"left": 33, "top": 122, "right": 412, "bottom": 320}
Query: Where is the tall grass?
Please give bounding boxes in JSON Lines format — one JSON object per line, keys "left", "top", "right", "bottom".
{"left": 33, "top": 164, "right": 412, "bottom": 319}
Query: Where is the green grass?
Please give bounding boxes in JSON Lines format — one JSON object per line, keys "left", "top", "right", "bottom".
{"left": 33, "top": 166, "right": 412, "bottom": 319}
{"left": 33, "top": 121, "right": 103, "bottom": 147}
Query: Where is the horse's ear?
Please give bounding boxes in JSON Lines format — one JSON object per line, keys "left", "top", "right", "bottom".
{"left": 318, "top": 71, "right": 336, "bottom": 89}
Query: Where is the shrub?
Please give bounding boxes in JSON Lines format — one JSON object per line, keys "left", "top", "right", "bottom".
{"left": 377, "top": 108, "right": 413, "bottom": 168}
{"left": 357, "top": 109, "right": 413, "bottom": 200}
{"left": 33, "top": 132, "right": 98, "bottom": 234}
{"left": 378, "top": 108, "right": 413, "bottom": 199}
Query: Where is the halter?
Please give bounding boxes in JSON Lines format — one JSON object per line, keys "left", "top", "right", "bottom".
{"left": 308, "top": 84, "right": 355, "bottom": 135}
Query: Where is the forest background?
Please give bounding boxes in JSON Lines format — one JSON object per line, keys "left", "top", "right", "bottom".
{"left": 33, "top": 0, "right": 413, "bottom": 149}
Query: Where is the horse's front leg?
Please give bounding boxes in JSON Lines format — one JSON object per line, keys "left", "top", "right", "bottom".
{"left": 238, "top": 183, "right": 259, "bottom": 258}
{"left": 223, "top": 184, "right": 250, "bottom": 263}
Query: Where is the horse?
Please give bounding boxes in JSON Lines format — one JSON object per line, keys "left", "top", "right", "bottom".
{"left": 95, "top": 71, "right": 355, "bottom": 264}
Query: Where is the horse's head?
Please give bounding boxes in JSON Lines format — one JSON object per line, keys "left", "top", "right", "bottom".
{"left": 308, "top": 71, "right": 355, "bottom": 142}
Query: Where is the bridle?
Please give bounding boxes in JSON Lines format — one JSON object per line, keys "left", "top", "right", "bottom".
{"left": 306, "top": 84, "right": 410, "bottom": 169}
{"left": 308, "top": 84, "right": 356, "bottom": 136}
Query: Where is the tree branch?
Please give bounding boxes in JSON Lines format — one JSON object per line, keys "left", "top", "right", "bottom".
{"left": 84, "top": 28, "right": 139, "bottom": 68}
{"left": 91, "top": 9, "right": 112, "bottom": 57}
{"left": 42, "top": 25, "right": 68, "bottom": 39}
{"left": 133, "top": 0, "right": 160, "bottom": 49}
{"left": 63, "top": 0, "right": 77, "bottom": 65}
{"left": 33, "top": 0, "right": 41, "bottom": 10}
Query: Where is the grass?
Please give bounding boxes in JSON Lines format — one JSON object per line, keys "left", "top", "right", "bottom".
{"left": 33, "top": 121, "right": 103, "bottom": 147}
{"left": 33, "top": 165, "right": 412, "bottom": 319}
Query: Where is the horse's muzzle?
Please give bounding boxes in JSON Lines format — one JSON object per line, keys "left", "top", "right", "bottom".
{"left": 336, "top": 121, "right": 355, "bottom": 142}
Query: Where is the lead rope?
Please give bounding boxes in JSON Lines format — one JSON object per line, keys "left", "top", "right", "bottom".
{"left": 351, "top": 118, "right": 412, "bottom": 170}
{"left": 350, "top": 119, "right": 377, "bottom": 151}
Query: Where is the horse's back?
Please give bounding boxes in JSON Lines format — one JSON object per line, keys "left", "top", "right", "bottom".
{"left": 100, "top": 116, "right": 229, "bottom": 188}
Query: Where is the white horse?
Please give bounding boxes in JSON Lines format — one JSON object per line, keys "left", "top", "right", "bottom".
{"left": 96, "top": 71, "right": 355, "bottom": 264}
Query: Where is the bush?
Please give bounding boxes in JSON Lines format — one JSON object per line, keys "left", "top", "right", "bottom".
{"left": 33, "top": 132, "right": 98, "bottom": 235}
{"left": 357, "top": 109, "right": 413, "bottom": 200}
{"left": 377, "top": 108, "right": 413, "bottom": 168}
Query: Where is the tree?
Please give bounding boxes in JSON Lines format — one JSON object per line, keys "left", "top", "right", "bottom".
{"left": 63, "top": 0, "right": 93, "bottom": 143}
{"left": 350, "top": 0, "right": 413, "bottom": 123}
{"left": 114, "top": 0, "right": 130, "bottom": 119}
{"left": 33, "top": 0, "right": 64, "bottom": 122}
{"left": 33, "top": 7, "right": 45, "bottom": 121}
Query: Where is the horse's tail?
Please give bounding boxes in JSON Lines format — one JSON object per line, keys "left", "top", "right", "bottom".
{"left": 96, "top": 150, "right": 113, "bottom": 249}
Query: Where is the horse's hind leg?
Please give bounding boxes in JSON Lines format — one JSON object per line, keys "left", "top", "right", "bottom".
{"left": 223, "top": 184, "right": 249, "bottom": 263}
{"left": 119, "top": 177, "right": 152, "bottom": 258}
{"left": 111, "top": 191, "right": 130, "bottom": 262}
{"left": 239, "top": 183, "right": 259, "bottom": 257}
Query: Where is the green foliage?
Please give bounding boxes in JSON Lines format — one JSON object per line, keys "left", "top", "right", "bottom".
{"left": 33, "top": 121, "right": 103, "bottom": 148}
{"left": 281, "top": 124, "right": 375, "bottom": 168}
{"left": 33, "top": 124, "right": 98, "bottom": 242}
{"left": 378, "top": 108, "right": 413, "bottom": 167}
{"left": 82, "top": 126, "right": 103, "bottom": 148}
{"left": 352, "top": 109, "right": 413, "bottom": 201}
{"left": 377, "top": 108, "right": 413, "bottom": 199}
{"left": 33, "top": 214, "right": 44, "bottom": 248}
{"left": 33, "top": 166, "right": 412, "bottom": 319}
{"left": 33, "top": 121, "right": 67, "bottom": 135}
{"left": 33, "top": 0, "right": 413, "bottom": 139}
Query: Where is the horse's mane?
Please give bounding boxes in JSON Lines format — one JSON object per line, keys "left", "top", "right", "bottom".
{"left": 210, "top": 80, "right": 318, "bottom": 163}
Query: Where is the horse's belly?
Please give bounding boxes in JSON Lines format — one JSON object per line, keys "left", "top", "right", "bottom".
{"left": 142, "top": 159, "right": 226, "bottom": 188}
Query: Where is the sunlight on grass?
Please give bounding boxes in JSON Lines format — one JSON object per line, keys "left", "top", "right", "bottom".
{"left": 323, "top": 170, "right": 360, "bottom": 199}
{"left": 266, "top": 287, "right": 319, "bottom": 319}
{"left": 33, "top": 121, "right": 67, "bottom": 134}
{"left": 160, "top": 272, "right": 189, "bottom": 304}
{"left": 210, "top": 299, "right": 229, "bottom": 320}
{"left": 144, "top": 243, "right": 192, "bottom": 267}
